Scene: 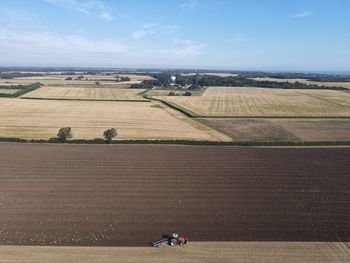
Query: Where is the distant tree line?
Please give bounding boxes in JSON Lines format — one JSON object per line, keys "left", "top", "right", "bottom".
{"left": 238, "top": 72, "right": 350, "bottom": 82}
{"left": 0, "top": 83, "right": 43, "bottom": 97}
{"left": 0, "top": 72, "right": 44, "bottom": 79}
{"left": 131, "top": 73, "right": 347, "bottom": 90}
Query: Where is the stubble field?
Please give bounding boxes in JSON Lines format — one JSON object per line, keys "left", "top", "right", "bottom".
{"left": 21, "top": 87, "right": 148, "bottom": 101}
{"left": 0, "top": 144, "right": 349, "bottom": 246}
{"left": 0, "top": 98, "right": 228, "bottom": 141}
{"left": 0, "top": 88, "right": 20, "bottom": 95}
{"left": 0, "top": 73, "right": 154, "bottom": 88}
{"left": 1, "top": 242, "right": 350, "bottom": 263}
{"left": 156, "top": 87, "right": 350, "bottom": 117}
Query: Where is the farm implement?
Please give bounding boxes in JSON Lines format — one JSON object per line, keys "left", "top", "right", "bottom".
{"left": 151, "top": 233, "right": 189, "bottom": 247}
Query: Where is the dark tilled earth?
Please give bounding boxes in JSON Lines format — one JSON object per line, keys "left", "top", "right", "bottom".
{"left": 0, "top": 143, "right": 349, "bottom": 246}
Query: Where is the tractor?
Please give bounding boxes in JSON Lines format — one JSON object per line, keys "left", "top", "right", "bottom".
{"left": 151, "top": 233, "right": 189, "bottom": 247}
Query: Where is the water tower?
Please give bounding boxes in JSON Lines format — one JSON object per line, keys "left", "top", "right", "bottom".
{"left": 170, "top": 75, "right": 176, "bottom": 85}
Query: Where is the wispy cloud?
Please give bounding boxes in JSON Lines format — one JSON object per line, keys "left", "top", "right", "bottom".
{"left": 159, "top": 40, "right": 206, "bottom": 57}
{"left": 229, "top": 33, "right": 250, "bottom": 43}
{"left": 293, "top": 11, "right": 313, "bottom": 18}
{"left": 180, "top": 0, "right": 197, "bottom": 10}
{"left": 132, "top": 24, "right": 180, "bottom": 40}
{"left": 100, "top": 11, "right": 113, "bottom": 22}
{"left": 0, "top": 28, "right": 127, "bottom": 54}
{"left": 0, "top": 7, "right": 44, "bottom": 30}
{"left": 44, "top": 0, "right": 113, "bottom": 22}
{"left": 132, "top": 30, "right": 147, "bottom": 40}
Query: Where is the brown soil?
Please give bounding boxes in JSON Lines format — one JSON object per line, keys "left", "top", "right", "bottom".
{"left": 202, "top": 118, "right": 350, "bottom": 142}
{"left": 201, "top": 119, "right": 300, "bottom": 141}
{"left": 0, "top": 143, "right": 349, "bottom": 246}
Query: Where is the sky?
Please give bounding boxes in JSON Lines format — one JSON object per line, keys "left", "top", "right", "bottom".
{"left": 0, "top": 0, "right": 350, "bottom": 71}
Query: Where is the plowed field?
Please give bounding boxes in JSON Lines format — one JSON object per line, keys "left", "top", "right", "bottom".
{"left": 0, "top": 143, "right": 349, "bottom": 246}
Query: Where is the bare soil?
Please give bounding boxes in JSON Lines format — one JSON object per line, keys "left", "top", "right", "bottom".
{"left": 202, "top": 118, "right": 350, "bottom": 141}
{"left": 0, "top": 143, "right": 349, "bottom": 246}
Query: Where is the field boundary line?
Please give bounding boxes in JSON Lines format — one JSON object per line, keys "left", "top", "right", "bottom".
{"left": 144, "top": 95, "right": 199, "bottom": 117}
{"left": 1, "top": 137, "right": 350, "bottom": 146}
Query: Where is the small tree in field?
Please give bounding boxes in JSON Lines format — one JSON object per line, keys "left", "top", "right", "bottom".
{"left": 57, "top": 127, "right": 72, "bottom": 142}
{"left": 103, "top": 128, "right": 117, "bottom": 144}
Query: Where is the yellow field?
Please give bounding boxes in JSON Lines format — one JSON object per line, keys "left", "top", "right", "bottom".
{"left": 0, "top": 89, "right": 19, "bottom": 95}
{"left": 21, "top": 87, "right": 148, "bottom": 101}
{"left": 182, "top": 72, "right": 239, "bottom": 77}
{"left": 156, "top": 87, "right": 350, "bottom": 117}
{"left": 0, "top": 98, "right": 229, "bottom": 141}
{"left": 0, "top": 73, "right": 154, "bottom": 87}
{"left": 0, "top": 242, "right": 349, "bottom": 263}
{"left": 252, "top": 77, "right": 350, "bottom": 89}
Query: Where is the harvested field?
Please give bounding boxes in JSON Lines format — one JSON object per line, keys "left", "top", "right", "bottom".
{"left": 204, "top": 72, "right": 239, "bottom": 77}
{"left": 0, "top": 143, "right": 349, "bottom": 246}
{"left": 182, "top": 72, "right": 239, "bottom": 77}
{"left": 0, "top": 98, "right": 228, "bottom": 141}
{"left": 202, "top": 118, "right": 350, "bottom": 141}
{"left": 156, "top": 87, "right": 350, "bottom": 117}
{"left": 252, "top": 77, "right": 350, "bottom": 89}
{"left": 0, "top": 74, "right": 154, "bottom": 87}
{"left": 21, "top": 87, "right": 148, "bottom": 101}
{"left": 1, "top": 242, "right": 349, "bottom": 263}
{"left": 0, "top": 89, "right": 20, "bottom": 95}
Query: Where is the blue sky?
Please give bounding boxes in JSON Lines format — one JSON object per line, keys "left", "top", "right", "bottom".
{"left": 0, "top": 0, "right": 349, "bottom": 71}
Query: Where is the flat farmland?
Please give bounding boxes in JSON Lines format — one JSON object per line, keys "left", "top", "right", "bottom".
{"left": 0, "top": 144, "right": 349, "bottom": 246}
{"left": 21, "top": 87, "right": 148, "bottom": 101}
{"left": 156, "top": 87, "right": 350, "bottom": 117}
{"left": 1, "top": 243, "right": 350, "bottom": 263}
{"left": 0, "top": 98, "right": 228, "bottom": 141}
{"left": 0, "top": 88, "right": 20, "bottom": 95}
{"left": 182, "top": 72, "right": 239, "bottom": 77}
{"left": 0, "top": 73, "right": 154, "bottom": 87}
{"left": 252, "top": 77, "right": 350, "bottom": 89}
{"left": 202, "top": 118, "right": 350, "bottom": 141}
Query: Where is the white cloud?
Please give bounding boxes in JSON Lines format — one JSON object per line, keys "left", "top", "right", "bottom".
{"left": 180, "top": 0, "right": 197, "bottom": 10}
{"left": 142, "top": 23, "right": 158, "bottom": 29}
{"left": 100, "top": 11, "right": 113, "bottom": 22}
{"left": 132, "top": 24, "right": 180, "bottom": 40}
{"left": 0, "top": 28, "right": 127, "bottom": 54}
{"left": 293, "top": 11, "right": 313, "bottom": 18}
{"left": 173, "top": 39, "right": 197, "bottom": 45}
{"left": 229, "top": 33, "right": 249, "bottom": 43}
{"left": 43, "top": 0, "right": 114, "bottom": 22}
{"left": 159, "top": 43, "right": 206, "bottom": 58}
{"left": 132, "top": 30, "right": 147, "bottom": 40}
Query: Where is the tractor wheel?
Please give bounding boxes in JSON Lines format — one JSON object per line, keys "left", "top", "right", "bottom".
{"left": 170, "top": 239, "right": 177, "bottom": 246}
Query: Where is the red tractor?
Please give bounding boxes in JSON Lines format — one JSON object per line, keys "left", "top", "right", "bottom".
{"left": 152, "top": 233, "right": 189, "bottom": 247}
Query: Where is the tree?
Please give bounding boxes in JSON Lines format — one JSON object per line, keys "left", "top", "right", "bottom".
{"left": 183, "top": 91, "right": 192, "bottom": 96}
{"left": 57, "top": 127, "right": 72, "bottom": 142}
{"left": 103, "top": 128, "right": 117, "bottom": 144}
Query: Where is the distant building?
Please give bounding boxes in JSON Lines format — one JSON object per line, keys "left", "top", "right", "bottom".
{"left": 170, "top": 75, "right": 176, "bottom": 85}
